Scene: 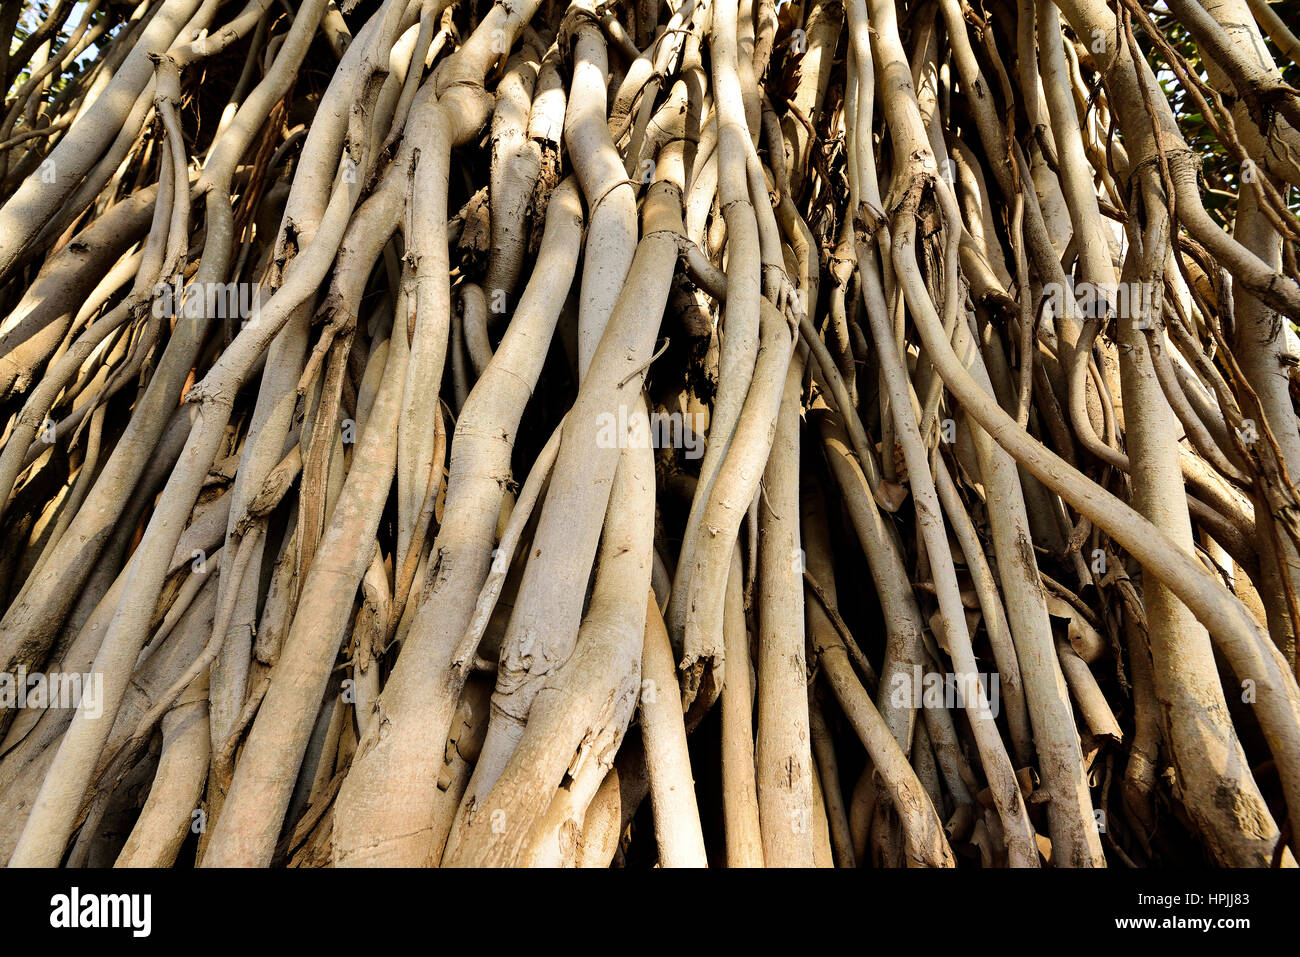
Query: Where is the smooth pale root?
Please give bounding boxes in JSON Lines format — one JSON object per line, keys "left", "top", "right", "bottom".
{"left": 783, "top": 0, "right": 840, "bottom": 198}
{"left": 396, "top": 115, "right": 451, "bottom": 565}
{"left": 1036, "top": 0, "right": 1116, "bottom": 297}
{"left": 483, "top": 46, "right": 541, "bottom": 307}
{"left": 32, "top": 0, "right": 294, "bottom": 262}
{"left": 453, "top": 178, "right": 683, "bottom": 821}
{"left": 754, "top": 346, "right": 815, "bottom": 867}
{"left": 423, "top": 676, "right": 493, "bottom": 865}
{"left": 807, "top": 736, "right": 837, "bottom": 867}
{"left": 114, "top": 682, "right": 210, "bottom": 868}
{"left": 443, "top": 415, "right": 654, "bottom": 867}
{"left": 803, "top": 507, "right": 957, "bottom": 866}
{"left": 0, "top": 169, "right": 173, "bottom": 518}
{"left": 573, "top": 749, "right": 648, "bottom": 867}
{"left": 838, "top": 0, "right": 921, "bottom": 753}
{"left": 458, "top": 420, "right": 564, "bottom": 658}
{"left": 642, "top": 589, "right": 709, "bottom": 867}
{"left": 1165, "top": 0, "right": 1300, "bottom": 190}
{"left": 1234, "top": 186, "right": 1300, "bottom": 661}
{"left": 0, "top": 210, "right": 188, "bottom": 684}
{"left": 1056, "top": 639, "right": 1123, "bottom": 742}
{"left": 198, "top": 302, "right": 407, "bottom": 868}
{"left": 330, "top": 179, "right": 583, "bottom": 867}
{"left": 3, "top": 506, "right": 205, "bottom": 770}
{"left": 587, "top": 737, "right": 653, "bottom": 866}
{"left": 810, "top": 693, "right": 854, "bottom": 867}
{"left": 565, "top": 10, "right": 636, "bottom": 381}
{"left": 681, "top": 72, "right": 790, "bottom": 717}
{"left": 719, "top": 545, "right": 763, "bottom": 866}
{"left": 1115, "top": 227, "right": 1284, "bottom": 865}
{"left": 665, "top": 0, "right": 763, "bottom": 661}
{"left": 681, "top": 298, "right": 792, "bottom": 712}
{"left": 346, "top": 549, "right": 388, "bottom": 737}
{"left": 520, "top": 734, "right": 648, "bottom": 868}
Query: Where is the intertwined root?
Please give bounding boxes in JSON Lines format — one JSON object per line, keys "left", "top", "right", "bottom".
{"left": 0, "top": 0, "right": 1298, "bottom": 869}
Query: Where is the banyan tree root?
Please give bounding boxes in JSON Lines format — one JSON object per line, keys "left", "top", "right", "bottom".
{"left": 0, "top": 0, "right": 1299, "bottom": 868}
